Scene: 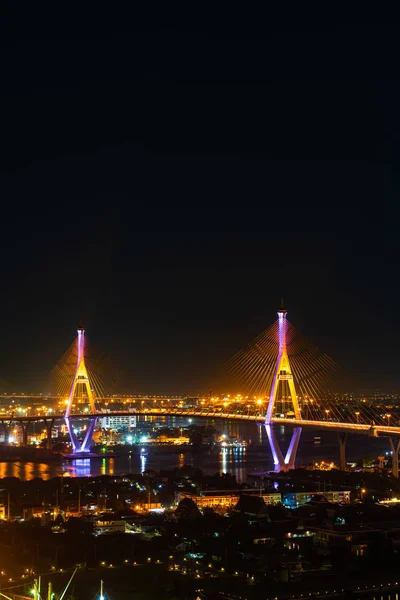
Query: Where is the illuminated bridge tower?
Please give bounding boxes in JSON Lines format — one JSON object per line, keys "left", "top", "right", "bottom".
{"left": 265, "top": 304, "right": 302, "bottom": 471}
{"left": 64, "top": 325, "right": 97, "bottom": 454}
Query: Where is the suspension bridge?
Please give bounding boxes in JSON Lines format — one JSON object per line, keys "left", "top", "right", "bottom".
{"left": 1, "top": 306, "right": 400, "bottom": 474}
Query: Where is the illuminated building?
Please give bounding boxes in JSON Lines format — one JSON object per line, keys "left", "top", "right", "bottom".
{"left": 155, "top": 434, "right": 190, "bottom": 444}
{"left": 178, "top": 489, "right": 350, "bottom": 511}
{"left": 95, "top": 517, "right": 126, "bottom": 535}
{"left": 23, "top": 504, "right": 48, "bottom": 520}
{"left": 282, "top": 490, "right": 351, "bottom": 508}
{"left": 133, "top": 502, "right": 163, "bottom": 512}
{"left": 177, "top": 490, "right": 282, "bottom": 511}
{"left": 100, "top": 415, "right": 137, "bottom": 430}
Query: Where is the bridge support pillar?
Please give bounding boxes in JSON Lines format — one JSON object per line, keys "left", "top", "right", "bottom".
{"left": 20, "top": 421, "right": 29, "bottom": 447}
{"left": 389, "top": 438, "right": 400, "bottom": 478}
{"left": 338, "top": 432, "right": 348, "bottom": 471}
{"left": 0, "top": 421, "right": 10, "bottom": 444}
{"left": 266, "top": 425, "right": 302, "bottom": 472}
{"left": 65, "top": 416, "right": 97, "bottom": 455}
{"left": 44, "top": 419, "right": 55, "bottom": 450}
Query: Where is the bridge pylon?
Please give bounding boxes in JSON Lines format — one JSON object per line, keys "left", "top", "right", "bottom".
{"left": 64, "top": 325, "right": 97, "bottom": 454}
{"left": 265, "top": 304, "right": 302, "bottom": 471}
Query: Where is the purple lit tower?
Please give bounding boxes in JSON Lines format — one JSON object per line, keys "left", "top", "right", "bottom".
{"left": 64, "top": 325, "right": 97, "bottom": 454}
{"left": 265, "top": 303, "right": 302, "bottom": 471}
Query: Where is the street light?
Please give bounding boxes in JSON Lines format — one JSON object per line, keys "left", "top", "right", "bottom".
{"left": 355, "top": 411, "right": 360, "bottom": 424}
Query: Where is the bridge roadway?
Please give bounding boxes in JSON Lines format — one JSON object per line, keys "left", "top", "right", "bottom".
{"left": 3, "top": 409, "right": 400, "bottom": 438}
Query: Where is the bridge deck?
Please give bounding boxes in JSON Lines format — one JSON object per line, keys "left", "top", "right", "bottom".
{"left": 1, "top": 409, "right": 400, "bottom": 437}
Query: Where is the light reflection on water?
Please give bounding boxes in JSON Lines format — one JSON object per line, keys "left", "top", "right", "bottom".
{"left": 0, "top": 449, "right": 252, "bottom": 481}
{"left": 0, "top": 421, "right": 394, "bottom": 481}
{"left": 140, "top": 452, "right": 146, "bottom": 474}
{"left": 220, "top": 447, "right": 246, "bottom": 483}
{"left": 0, "top": 461, "right": 56, "bottom": 480}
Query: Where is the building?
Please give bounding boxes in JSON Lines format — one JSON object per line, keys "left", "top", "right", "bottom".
{"left": 177, "top": 490, "right": 281, "bottom": 512}
{"left": 313, "top": 525, "right": 386, "bottom": 557}
{"left": 177, "top": 490, "right": 350, "bottom": 512}
{"left": 133, "top": 502, "right": 163, "bottom": 512}
{"left": 23, "top": 504, "right": 47, "bottom": 520}
{"left": 94, "top": 517, "right": 126, "bottom": 535}
{"left": 177, "top": 490, "right": 239, "bottom": 511}
{"left": 259, "top": 493, "right": 283, "bottom": 505}
{"left": 99, "top": 415, "right": 137, "bottom": 430}
{"left": 282, "top": 491, "right": 351, "bottom": 508}
{"left": 155, "top": 434, "right": 190, "bottom": 445}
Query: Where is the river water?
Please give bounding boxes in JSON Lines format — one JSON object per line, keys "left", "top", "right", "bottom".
{"left": 0, "top": 419, "right": 393, "bottom": 481}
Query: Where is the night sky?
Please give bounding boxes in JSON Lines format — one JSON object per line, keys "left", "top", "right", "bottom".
{"left": 0, "top": 13, "right": 399, "bottom": 394}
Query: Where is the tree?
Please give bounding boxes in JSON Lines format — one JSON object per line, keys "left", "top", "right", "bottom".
{"left": 175, "top": 498, "right": 201, "bottom": 521}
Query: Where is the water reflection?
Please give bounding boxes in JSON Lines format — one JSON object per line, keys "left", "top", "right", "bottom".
{"left": 221, "top": 448, "right": 228, "bottom": 473}
{"left": 0, "top": 462, "right": 54, "bottom": 481}
{"left": 233, "top": 447, "right": 246, "bottom": 484}
{"left": 178, "top": 453, "right": 185, "bottom": 468}
{"left": 140, "top": 451, "right": 147, "bottom": 474}
{"left": 71, "top": 459, "right": 91, "bottom": 477}
{"left": 99, "top": 458, "right": 115, "bottom": 476}
{"left": 0, "top": 421, "right": 394, "bottom": 482}
{"left": 219, "top": 447, "right": 246, "bottom": 482}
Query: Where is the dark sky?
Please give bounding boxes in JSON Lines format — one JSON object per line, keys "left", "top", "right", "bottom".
{"left": 0, "top": 13, "right": 399, "bottom": 394}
